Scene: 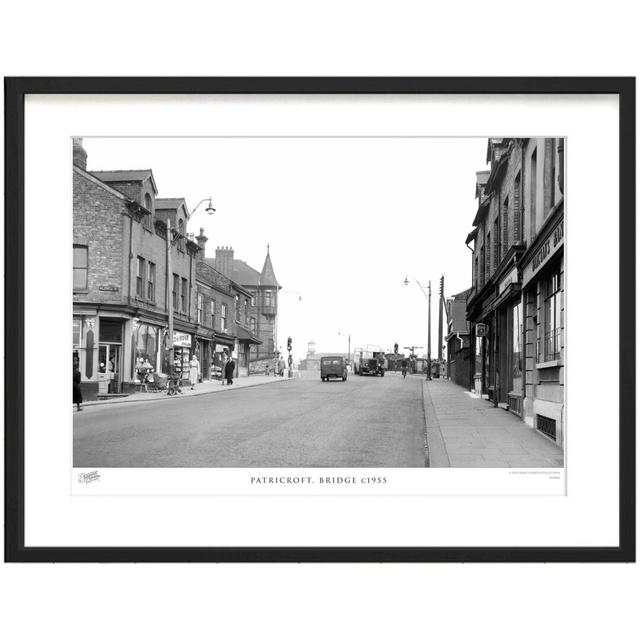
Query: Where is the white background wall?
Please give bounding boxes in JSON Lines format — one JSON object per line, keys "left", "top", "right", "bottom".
{"left": 1, "top": 3, "right": 638, "bottom": 640}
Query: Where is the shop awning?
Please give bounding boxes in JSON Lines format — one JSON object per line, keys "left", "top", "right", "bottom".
{"left": 212, "top": 331, "right": 236, "bottom": 347}
{"left": 236, "top": 326, "right": 262, "bottom": 345}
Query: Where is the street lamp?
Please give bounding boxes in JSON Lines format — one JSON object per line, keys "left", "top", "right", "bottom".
{"left": 166, "top": 197, "right": 216, "bottom": 383}
{"left": 282, "top": 290, "right": 303, "bottom": 302}
{"left": 404, "top": 275, "right": 432, "bottom": 381}
{"left": 190, "top": 197, "right": 216, "bottom": 217}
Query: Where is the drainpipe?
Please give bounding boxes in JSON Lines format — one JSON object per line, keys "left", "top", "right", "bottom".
{"left": 558, "top": 138, "right": 564, "bottom": 196}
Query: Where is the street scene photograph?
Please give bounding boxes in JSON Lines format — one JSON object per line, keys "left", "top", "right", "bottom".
{"left": 72, "top": 136, "right": 565, "bottom": 469}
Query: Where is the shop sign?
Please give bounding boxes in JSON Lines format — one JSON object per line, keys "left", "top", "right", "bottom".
{"left": 173, "top": 331, "right": 192, "bottom": 347}
{"left": 523, "top": 219, "right": 564, "bottom": 286}
{"left": 498, "top": 266, "right": 518, "bottom": 295}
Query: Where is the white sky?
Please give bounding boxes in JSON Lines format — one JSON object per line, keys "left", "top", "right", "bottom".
{"left": 82, "top": 137, "right": 488, "bottom": 359}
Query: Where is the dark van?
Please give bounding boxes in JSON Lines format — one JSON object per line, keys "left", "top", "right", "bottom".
{"left": 320, "top": 356, "right": 348, "bottom": 382}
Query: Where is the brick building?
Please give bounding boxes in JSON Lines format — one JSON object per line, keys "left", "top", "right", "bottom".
{"left": 206, "top": 245, "right": 280, "bottom": 373}
{"left": 72, "top": 139, "right": 201, "bottom": 400}
{"left": 194, "top": 230, "right": 261, "bottom": 379}
{"left": 445, "top": 288, "right": 472, "bottom": 389}
{"left": 466, "top": 138, "right": 565, "bottom": 447}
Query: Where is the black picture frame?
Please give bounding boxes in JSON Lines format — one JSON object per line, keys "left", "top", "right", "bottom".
{"left": 4, "top": 77, "right": 635, "bottom": 562}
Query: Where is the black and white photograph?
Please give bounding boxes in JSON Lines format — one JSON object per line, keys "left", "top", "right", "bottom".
{"left": 7, "top": 77, "right": 632, "bottom": 563}
{"left": 72, "top": 135, "right": 565, "bottom": 471}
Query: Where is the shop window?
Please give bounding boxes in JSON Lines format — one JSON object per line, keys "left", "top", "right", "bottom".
{"left": 511, "top": 301, "right": 523, "bottom": 395}
{"left": 136, "top": 256, "right": 146, "bottom": 297}
{"left": 181, "top": 278, "right": 188, "bottom": 313}
{"left": 133, "top": 324, "right": 159, "bottom": 378}
{"left": 72, "top": 317, "right": 82, "bottom": 348}
{"left": 539, "top": 269, "right": 562, "bottom": 362}
{"left": 73, "top": 245, "right": 88, "bottom": 290}
{"left": 197, "top": 294, "right": 203, "bottom": 324}
{"left": 172, "top": 274, "right": 179, "bottom": 310}
{"left": 147, "top": 262, "right": 155, "bottom": 302}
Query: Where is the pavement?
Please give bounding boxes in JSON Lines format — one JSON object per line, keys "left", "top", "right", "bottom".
{"left": 81, "top": 373, "right": 293, "bottom": 406}
{"left": 422, "top": 378, "right": 564, "bottom": 468}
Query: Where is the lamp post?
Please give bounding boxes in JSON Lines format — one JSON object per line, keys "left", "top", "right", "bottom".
{"left": 404, "top": 276, "right": 432, "bottom": 380}
{"left": 338, "top": 331, "right": 351, "bottom": 364}
{"left": 167, "top": 197, "right": 215, "bottom": 382}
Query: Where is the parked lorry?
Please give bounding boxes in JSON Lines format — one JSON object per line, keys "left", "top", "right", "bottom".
{"left": 352, "top": 348, "right": 386, "bottom": 376}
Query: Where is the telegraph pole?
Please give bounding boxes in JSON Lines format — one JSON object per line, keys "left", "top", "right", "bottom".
{"left": 438, "top": 275, "right": 444, "bottom": 376}
{"left": 427, "top": 280, "right": 432, "bottom": 381}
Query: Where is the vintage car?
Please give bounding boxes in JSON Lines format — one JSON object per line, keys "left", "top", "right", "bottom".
{"left": 320, "top": 356, "right": 348, "bottom": 382}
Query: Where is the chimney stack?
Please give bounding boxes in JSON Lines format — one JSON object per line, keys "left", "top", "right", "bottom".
{"left": 72, "top": 137, "right": 87, "bottom": 170}
{"left": 196, "top": 227, "right": 208, "bottom": 262}
{"left": 215, "top": 246, "right": 234, "bottom": 277}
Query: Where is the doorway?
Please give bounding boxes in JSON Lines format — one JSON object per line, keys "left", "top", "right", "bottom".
{"left": 98, "top": 344, "right": 122, "bottom": 394}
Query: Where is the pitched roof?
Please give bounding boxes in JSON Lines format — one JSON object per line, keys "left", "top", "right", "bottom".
{"left": 205, "top": 249, "right": 280, "bottom": 289}
{"left": 156, "top": 197, "right": 189, "bottom": 212}
{"left": 236, "top": 325, "right": 262, "bottom": 345}
{"left": 232, "top": 260, "right": 262, "bottom": 286}
{"left": 451, "top": 287, "right": 473, "bottom": 300}
{"left": 90, "top": 170, "right": 157, "bottom": 194}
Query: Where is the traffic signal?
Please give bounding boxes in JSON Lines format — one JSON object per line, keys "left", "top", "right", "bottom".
{"left": 287, "top": 336, "right": 292, "bottom": 351}
{"left": 394, "top": 342, "right": 398, "bottom": 354}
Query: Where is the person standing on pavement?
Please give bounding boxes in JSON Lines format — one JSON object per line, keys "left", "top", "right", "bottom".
{"left": 73, "top": 360, "right": 83, "bottom": 411}
{"left": 277, "top": 356, "right": 286, "bottom": 377}
{"left": 189, "top": 355, "right": 200, "bottom": 390}
{"left": 225, "top": 357, "right": 235, "bottom": 385}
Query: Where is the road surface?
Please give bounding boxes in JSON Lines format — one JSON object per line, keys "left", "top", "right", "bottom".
{"left": 73, "top": 373, "right": 427, "bottom": 467}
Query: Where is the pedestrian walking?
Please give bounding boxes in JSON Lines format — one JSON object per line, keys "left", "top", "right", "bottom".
{"left": 189, "top": 355, "right": 200, "bottom": 390}
{"left": 224, "top": 357, "right": 235, "bottom": 385}
{"left": 73, "top": 361, "right": 83, "bottom": 411}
